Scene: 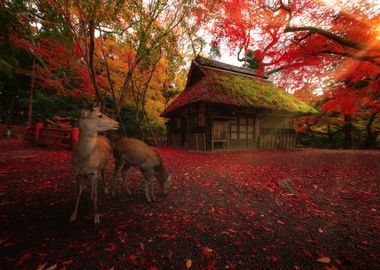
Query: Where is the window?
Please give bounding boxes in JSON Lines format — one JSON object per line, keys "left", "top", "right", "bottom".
{"left": 230, "top": 118, "right": 238, "bottom": 140}
{"left": 230, "top": 117, "right": 255, "bottom": 141}
{"left": 213, "top": 121, "right": 229, "bottom": 139}
{"left": 248, "top": 118, "right": 254, "bottom": 140}
{"left": 239, "top": 117, "right": 248, "bottom": 140}
{"left": 230, "top": 117, "right": 255, "bottom": 140}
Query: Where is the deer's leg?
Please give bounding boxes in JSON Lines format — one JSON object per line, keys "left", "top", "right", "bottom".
{"left": 90, "top": 173, "right": 100, "bottom": 224}
{"left": 101, "top": 169, "right": 109, "bottom": 195}
{"left": 70, "top": 175, "right": 84, "bottom": 223}
{"left": 90, "top": 177, "right": 95, "bottom": 200}
{"left": 121, "top": 165, "right": 132, "bottom": 195}
{"left": 150, "top": 178, "right": 156, "bottom": 201}
{"left": 143, "top": 173, "right": 153, "bottom": 203}
{"left": 112, "top": 158, "right": 125, "bottom": 197}
{"left": 144, "top": 179, "right": 151, "bottom": 203}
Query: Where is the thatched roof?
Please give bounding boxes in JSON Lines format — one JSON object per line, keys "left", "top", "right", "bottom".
{"left": 161, "top": 56, "right": 317, "bottom": 117}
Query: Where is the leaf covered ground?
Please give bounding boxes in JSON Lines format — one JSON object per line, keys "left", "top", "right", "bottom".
{"left": 0, "top": 140, "right": 379, "bottom": 269}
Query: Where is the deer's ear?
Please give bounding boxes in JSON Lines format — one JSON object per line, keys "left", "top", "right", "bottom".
{"left": 92, "top": 101, "right": 101, "bottom": 112}
{"left": 80, "top": 109, "right": 91, "bottom": 118}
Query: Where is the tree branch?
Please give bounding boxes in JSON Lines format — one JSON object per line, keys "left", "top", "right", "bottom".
{"left": 88, "top": 19, "right": 103, "bottom": 104}
{"left": 267, "top": 66, "right": 285, "bottom": 75}
{"left": 277, "top": 0, "right": 380, "bottom": 52}
{"left": 316, "top": 50, "right": 380, "bottom": 66}
{"left": 285, "top": 26, "right": 380, "bottom": 52}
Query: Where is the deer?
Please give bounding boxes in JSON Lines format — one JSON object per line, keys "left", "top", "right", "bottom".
{"left": 70, "top": 103, "right": 119, "bottom": 224}
{"left": 112, "top": 138, "right": 171, "bottom": 202}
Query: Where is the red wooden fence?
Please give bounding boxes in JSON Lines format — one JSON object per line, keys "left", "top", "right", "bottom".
{"left": 2, "top": 119, "right": 79, "bottom": 150}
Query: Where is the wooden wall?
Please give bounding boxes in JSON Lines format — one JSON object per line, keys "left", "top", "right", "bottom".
{"left": 259, "top": 129, "right": 297, "bottom": 149}
{"left": 165, "top": 103, "right": 298, "bottom": 151}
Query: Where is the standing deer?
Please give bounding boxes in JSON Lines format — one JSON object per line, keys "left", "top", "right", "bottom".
{"left": 112, "top": 138, "right": 171, "bottom": 202}
{"left": 70, "top": 103, "right": 119, "bottom": 224}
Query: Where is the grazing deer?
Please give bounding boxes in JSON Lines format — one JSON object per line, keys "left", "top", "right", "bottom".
{"left": 112, "top": 138, "right": 171, "bottom": 202}
{"left": 70, "top": 103, "right": 119, "bottom": 224}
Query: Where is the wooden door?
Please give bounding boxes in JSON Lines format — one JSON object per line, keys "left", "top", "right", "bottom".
{"left": 212, "top": 120, "right": 229, "bottom": 150}
{"left": 229, "top": 117, "right": 255, "bottom": 150}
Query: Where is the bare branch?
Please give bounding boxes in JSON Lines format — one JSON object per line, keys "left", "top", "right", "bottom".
{"left": 316, "top": 50, "right": 380, "bottom": 66}
{"left": 277, "top": 0, "right": 380, "bottom": 52}
{"left": 284, "top": 26, "right": 380, "bottom": 52}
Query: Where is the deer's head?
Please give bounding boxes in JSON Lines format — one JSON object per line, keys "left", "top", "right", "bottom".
{"left": 79, "top": 103, "right": 119, "bottom": 133}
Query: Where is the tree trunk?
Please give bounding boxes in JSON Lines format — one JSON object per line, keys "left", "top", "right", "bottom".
{"left": 306, "top": 118, "right": 319, "bottom": 147}
{"left": 344, "top": 114, "right": 353, "bottom": 149}
{"left": 115, "top": 61, "right": 140, "bottom": 118}
{"left": 143, "top": 108, "right": 158, "bottom": 146}
{"left": 327, "top": 125, "right": 336, "bottom": 148}
{"left": 365, "top": 112, "right": 378, "bottom": 148}
{"left": 88, "top": 19, "right": 103, "bottom": 107}
{"left": 5, "top": 88, "right": 16, "bottom": 126}
{"left": 27, "top": 58, "right": 35, "bottom": 126}
{"left": 136, "top": 109, "right": 145, "bottom": 139}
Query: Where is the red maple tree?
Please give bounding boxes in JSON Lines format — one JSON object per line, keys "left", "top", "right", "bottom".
{"left": 10, "top": 35, "right": 99, "bottom": 98}
{"left": 194, "top": 0, "right": 380, "bottom": 148}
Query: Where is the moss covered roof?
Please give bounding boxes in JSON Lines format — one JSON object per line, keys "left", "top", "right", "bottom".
{"left": 162, "top": 58, "right": 318, "bottom": 117}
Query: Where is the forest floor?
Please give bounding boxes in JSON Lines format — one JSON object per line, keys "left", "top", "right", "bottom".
{"left": 0, "top": 140, "right": 379, "bottom": 270}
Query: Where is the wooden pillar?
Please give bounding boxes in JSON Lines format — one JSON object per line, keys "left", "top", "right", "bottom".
{"left": 211, "top": 120, "right": 214, "bottom": 151}
{"left": 71, "top": 119, "right": 79, "bottom": 149}
{"left": 255, "top": 116, "right": 260, "bottom": 148}
{"left": 27, "top": 58, "right": 35, "bottom": 127}
{"left": 208, "top": 117, "right": 213, "bottom": 151}
{"left": 34, "top": 115, "right": 43, "bottom": 144}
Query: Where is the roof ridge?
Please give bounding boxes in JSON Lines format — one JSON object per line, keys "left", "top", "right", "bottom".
{"left": 195, "top": 55, "right": 265, "bottom": 78}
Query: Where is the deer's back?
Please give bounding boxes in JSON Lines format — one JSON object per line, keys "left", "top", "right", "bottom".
{"left": 114, "top": 138, "right": 162, "bottom": 169}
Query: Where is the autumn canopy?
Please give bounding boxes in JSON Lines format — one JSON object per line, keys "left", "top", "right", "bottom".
{"left": 0, "top": 0, "right": 379, "bottom": 147}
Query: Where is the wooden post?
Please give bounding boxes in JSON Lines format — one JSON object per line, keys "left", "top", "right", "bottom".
{"left": 203, "top": 133, "right": 206, "bottom": 151}
{"left": 34, "top": 115, "right": 43, "bottom": 144}
{"left": 255, "top": 116, "right": 260, "bottom": 148}
{"left": 27, "top": 58, "right": 35, "bottom": 127}
{"left": 211, "top": 120, "right": 214, "bottom": 151}
{"left": 71, "top": 119, "right": 79, "bottom": 149}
